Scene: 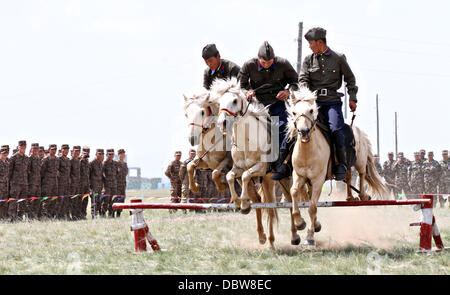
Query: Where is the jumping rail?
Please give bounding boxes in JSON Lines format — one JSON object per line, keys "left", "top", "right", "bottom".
{"left": 112, "top": 195, "right": 447, "bottom": 254}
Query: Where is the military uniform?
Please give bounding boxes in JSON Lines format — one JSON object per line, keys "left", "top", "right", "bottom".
{"left": 374, "top": 156, "right": 383, "bottom": 176}
{"left": 115, "top": 149, "right": 128, "bottom": 217}
{"left": 0, "top": 149, "right": 9, "bottom": 219}
{"left": 79, "top": 147, "right": 91, "bottom": 219}
{"left": 238, "top": 41, "right": 299, "bottom": 180}
{"left": 89, "top": 150, "right": 104, "bottom": 218}
{"left": 165, "top": 153, "right": 182, "bottom": 204}
{"left": 179, "top": 156, "right": 194, "bottom": 204}
{"left": 299, "top": 28, "right": 358, "bottom": 181}
{"left": 57, "top": 144, "right": 71, "bottom": 219}
{"left": 69, "top": 146, "right": 81, "bottom": 220}
{"left": 382, "top": 157, "right": 396, "bottom": 196}
{"left": 103, "top": 149, "right": 118, "bottom": 217}
{"left": 393, "top": 154, "right": 410, "bottom": 198}
{"left": 40, "top": 145, "right": 60, "bottom": 218}
{"left": 423, "top": 152, "right": 442, "bottom": 207}
{"left": 8, "top": 141, "right": 30, "bottom": 221}
{"left": 409, "top": 157, "right": 425, "bottom": 197}
{"left": 28, "top": 143, "right": 42, "bottom": 219}
{"left": 438, "top": 150, "right": 449, "bottom": 207}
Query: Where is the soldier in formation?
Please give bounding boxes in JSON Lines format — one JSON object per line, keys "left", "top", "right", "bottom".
{"left": 392, "top": 152, "right": 410, "bottom": 198}
{"left": 165, "top": 151, "right": 182, "bottom": 213}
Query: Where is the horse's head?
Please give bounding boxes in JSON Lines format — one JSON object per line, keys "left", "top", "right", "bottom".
{"left": 183, "top": 89, "right": 217, "bottom": 146}
{"left": 209, "top": 78, "right": 246, "bottom": 134}
{"left": 286, "top": 86, "right": 319, "bottom": 143}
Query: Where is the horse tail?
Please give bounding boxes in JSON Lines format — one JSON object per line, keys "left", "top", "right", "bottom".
{"left": 258, "top": 181, "right": 279, "bottom": 228}
{"left": 365, "top": 149, "right": 389, "bottom": 198}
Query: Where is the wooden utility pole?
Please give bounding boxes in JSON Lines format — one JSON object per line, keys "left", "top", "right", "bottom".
{"left": 297, "top": 22, "right": 303, "bottom": 73}
{"left": 376, "top": 94, "right": 380, "bottom": 156}
{"left": 394, "top": 112, "right": 398, "bottom": 159}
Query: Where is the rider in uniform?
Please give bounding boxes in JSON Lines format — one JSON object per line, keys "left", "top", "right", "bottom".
{"left": 238, "top": 41, "right": 299, "bottom": 180}
{"left": 298, "top": 27, "right": 358, "bottom": 180}
{"left": 202, "top": 44, "right": 240, "bottom": 90}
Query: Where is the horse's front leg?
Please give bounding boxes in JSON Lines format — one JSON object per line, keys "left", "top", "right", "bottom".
{"left": 279, "top": 177, "right": 300, "bottom": 245}
{"left": 305, "top": 179, "right": 324, "bottom": 246}
{"left": 240, "top": 162, "right": 266, "bottom": 214}
{"left": 187, "top": 158, "right": 208, "bottom": 193}
{"left": 212, "top": 155, "right": 232, "bottom": 192}
{"left": 290, "top": 171, "right": 307, "bottom": 231}
{"left": 226, "top": 166, "right": 244, "bottom": 209}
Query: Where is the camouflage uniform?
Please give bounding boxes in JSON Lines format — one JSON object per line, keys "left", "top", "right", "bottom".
{"left": 165, "top": 156, "right": 182, "bottom": 203}
{"left": 115, "top": 150, "right": 128, "bottom": 217}
{"left": 393, "top": 156, "right": 410, "bottom": 198}
{"left": 40, "top": 146, "right": 60, "bottom": 218}
{"left": 382, "top": 158, "right": 396, "bottom": 196}
{"left": 179, "top": 157, "right": 193, "bottom": 204}
{"left": 103, "top": 149, "right": 118, "bottom": 217}
{"left": 57, "top": 145, "right": 71, "bottom": 219}
{"left": 90, "top": 152, "right": 104, "bottom": 218}
{"left": 0, "top": 153, "right": 9, "bottom": 219}
{"left": 438, "top": 151, "right": 449, "bottom": 207}
{"left": 79, "top": 147, "right": 90, "bottom": 219}
{"left": 408, "top": 160, "right": 425, "bottom": 197}
{"left": 69, "top": 147, "right": 81, "bottom": 220}
{"left": 28, "top": 151, "right": 42, "bottom": 219}
{"left": 8, "top": 144, "right": 30, "bottom": 221}
{"left": 423, "top": 154, "right": 442, "bottom": 208}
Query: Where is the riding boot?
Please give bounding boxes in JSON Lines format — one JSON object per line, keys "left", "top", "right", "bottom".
{"left": 271, "top": 148, "right": 292, "bottom": 181}
{"left": 334, "top": 146, "right": 347, "bottom": 181}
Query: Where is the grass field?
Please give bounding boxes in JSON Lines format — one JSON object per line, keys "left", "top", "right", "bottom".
{"left": 0, "top": 189, "right": 448, "bottom": 274}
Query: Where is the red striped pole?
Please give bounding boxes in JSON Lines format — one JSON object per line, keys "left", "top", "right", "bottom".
{"left": 130, "top": 199, "right": 148, "bottom": 253}
{"left": 113, "top": 199, "right": 430, "bottom": 210}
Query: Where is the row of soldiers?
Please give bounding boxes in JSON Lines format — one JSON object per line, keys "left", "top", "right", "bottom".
{"left": 0, "top": 140, "right": 128, "bottom": 222}
{"left": 373, "top": 149, "right": 449, "bottom": 207}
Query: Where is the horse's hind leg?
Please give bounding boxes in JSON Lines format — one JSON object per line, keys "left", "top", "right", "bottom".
{"left": 345, "top": 169, "right": 356, "bottom": 201}
{"left": 248, "top": 184, "right": 266, "bottom": 245}
{"left": 226, "top": 167, "right": 243, "bottom": 209}
{"left": 358, "top": 171, "right": 371, "bottom": 201}
{"left": 279, "top": 178, "right": 300, "bottom": 245}
{"left": 261, "top": 175, "right": 277, "bottom": 249}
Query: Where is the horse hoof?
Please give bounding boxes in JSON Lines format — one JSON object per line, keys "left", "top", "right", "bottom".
{"left": 314, "top": 223, "right": 322, "bottom": 233}
{"left": 240, "top": 206, "right": 251, "bottom": 215}
{"left": 295, "top": 220, "right": 307, "bottom": 231}
{"left": 259, "top": 234, "right": 267, "bottom": 245}
{"left": 304, "top": 239, "right": 315, "bottom": 246}
{"left": 191, "top": 184, "right": 200, "bottom": 193}
{"left": 291, "top": 236, "right": 301, "bottom": 245}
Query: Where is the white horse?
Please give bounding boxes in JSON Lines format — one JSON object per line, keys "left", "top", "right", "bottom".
{"left": 211, "top": 78, "right": 301, "bottom": 247}
{"left": 286, "top": 87, "right": 387, "bottom": 245}
{"left": 183, "top": 89, "right": 232, "bottom": 194}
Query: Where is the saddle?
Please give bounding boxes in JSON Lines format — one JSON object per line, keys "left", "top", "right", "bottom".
{"left": 316, "top": 112, "right": 357, "bottom": 180}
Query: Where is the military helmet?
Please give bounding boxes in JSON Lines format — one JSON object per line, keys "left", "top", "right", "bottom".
{"left": 118, "top": 149, "right": 126, "bottom": 154}
{"left": 18, "top": 140, "right": 26, "bottom": 146}
{"left": 96, "top": 149, "right": 104, "bottom": 154}
{"left": 31, "top": 143, "right": 39, "bottom": 149}
{"left": 107, "top": 149, "right": 115, "bottom": 154}
{"left": 49, "top": 144, "right": 57, "bottom": 150}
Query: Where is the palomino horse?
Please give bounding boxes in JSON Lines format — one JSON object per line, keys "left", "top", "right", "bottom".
{"left": 211, "top": 78, "right": 301, "bottom": 247}
{"left": 286, "top": 87, "right": 387, "bottom": 246}
{"left": 183, "top": 90, "right": 232, "bottom": 194}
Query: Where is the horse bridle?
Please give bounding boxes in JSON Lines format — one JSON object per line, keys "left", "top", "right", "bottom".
{"left": 294, "top": 113, "right": 317, "bottom": 143}
{"left": 188, "top": 106, "right": 214, "bottom": 134}
{"left": 219, "top": 94, "right": 251, "bottom": 119}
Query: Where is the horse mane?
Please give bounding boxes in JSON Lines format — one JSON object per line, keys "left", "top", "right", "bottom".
{"left": 210, "top": 77, "right": 270, "bottom": 119}
{"left": 286, "top": 86, "right": 319, "bottom": 142}
{"left": 183, "top": 88, "right": 211, "bottom": 111}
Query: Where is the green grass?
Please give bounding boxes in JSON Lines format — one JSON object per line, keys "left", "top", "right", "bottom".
{"left": 0, "top": 189, "right": 448, "bottom": 274}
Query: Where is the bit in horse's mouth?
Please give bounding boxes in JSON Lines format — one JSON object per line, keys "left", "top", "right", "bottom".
{"left": 301, "top": 136, "right": 310, "bottom": 143}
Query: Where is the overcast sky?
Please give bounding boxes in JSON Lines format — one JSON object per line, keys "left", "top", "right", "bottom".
{"left": 1, "top": 0, "right": 448, "bottom": 178}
